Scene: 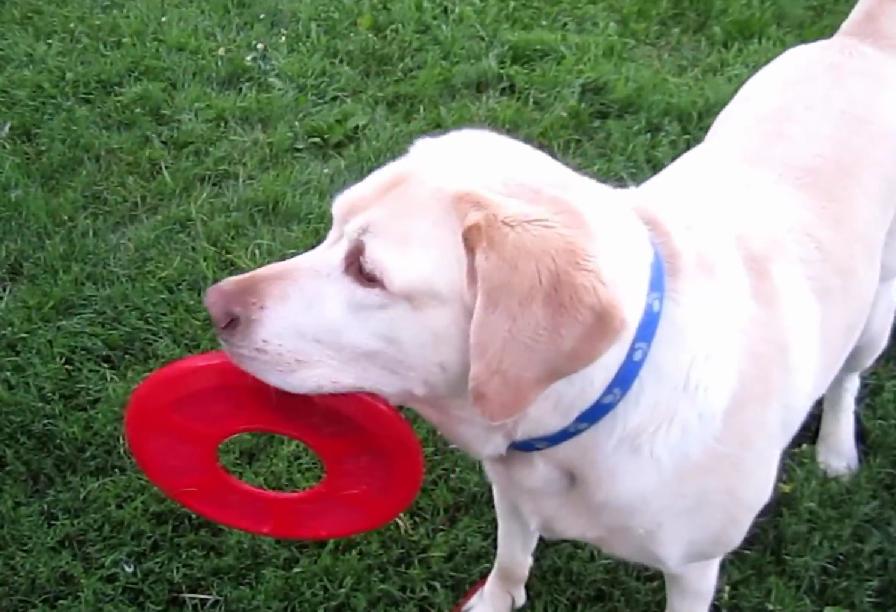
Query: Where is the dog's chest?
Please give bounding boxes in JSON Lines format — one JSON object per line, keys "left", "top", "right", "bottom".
{"left": 484, "top": 449, "right": 750, "bottom": 571}
{"left": 485, "top": 453, "right": 675, "bottom": 566}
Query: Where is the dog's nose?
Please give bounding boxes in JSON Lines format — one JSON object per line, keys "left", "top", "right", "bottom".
{"left": 204, "top": 281, "right": 244, "bottom": 335}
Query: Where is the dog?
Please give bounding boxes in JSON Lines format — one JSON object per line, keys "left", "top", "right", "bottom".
{"left": 203, "top": 1, "right": 896, "bottom": 609}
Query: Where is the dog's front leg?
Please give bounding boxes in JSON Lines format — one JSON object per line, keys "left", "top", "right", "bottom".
{"left": 662, "top": 556, "right": 722, "bottom": 612}
{"left": 463, "top": 483, "right": 538, "bottom": 612}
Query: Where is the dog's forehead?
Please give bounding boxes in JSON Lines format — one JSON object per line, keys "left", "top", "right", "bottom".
{"left": 331, "top": 159, "right": 451, "bottom": 239}
{"left": 331, "top": 161, "right": 408, "bottom": 222}
{"left": 330, "top": 129, "right": 536, "bottom": 233}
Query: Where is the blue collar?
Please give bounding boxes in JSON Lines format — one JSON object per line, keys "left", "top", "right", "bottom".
{"left": 508, "top": 243, "right": 666, "bottom": 453}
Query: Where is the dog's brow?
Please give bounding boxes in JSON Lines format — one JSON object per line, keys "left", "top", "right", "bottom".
{"left": 331, "top": 166, "right": 408, "bottom": 219}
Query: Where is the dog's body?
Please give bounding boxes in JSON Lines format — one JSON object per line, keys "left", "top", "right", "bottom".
{"left": 204, "top": 2, "right": 896, "bottom": 610}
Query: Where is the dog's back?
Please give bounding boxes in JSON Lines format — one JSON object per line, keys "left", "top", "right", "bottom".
{"left": 639, "top": 0, "right": 896, "bottom": 413}
{"left": 839, "top": 0, "right": 896, "bottom": 50}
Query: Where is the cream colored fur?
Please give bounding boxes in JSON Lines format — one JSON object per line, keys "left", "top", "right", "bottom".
{"left": 203, "top": 1, "right": 896, "bottom": 609}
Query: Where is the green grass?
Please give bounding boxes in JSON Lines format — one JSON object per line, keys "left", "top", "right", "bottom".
{"left": 2, "top": 0, "right": 895, "bottom": 609}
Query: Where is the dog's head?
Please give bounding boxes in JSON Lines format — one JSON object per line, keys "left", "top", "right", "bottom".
{"left": 204, "top": 129, "right": 624, "bottom": 424}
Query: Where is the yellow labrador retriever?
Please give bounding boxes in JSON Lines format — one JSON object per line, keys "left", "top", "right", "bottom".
{"left": 203, "top": 1, "right": 896, "bottom": 609}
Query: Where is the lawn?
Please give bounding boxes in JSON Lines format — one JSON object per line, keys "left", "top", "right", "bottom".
{"left": 2, "top": 0, "right": 895, "bottom": 609}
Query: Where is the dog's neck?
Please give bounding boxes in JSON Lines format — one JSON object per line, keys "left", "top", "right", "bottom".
{"left": 409, "top": 188, "right": 662, "bottom": 460}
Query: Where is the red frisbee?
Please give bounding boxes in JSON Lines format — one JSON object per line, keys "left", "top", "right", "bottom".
{"left": 124, "top": 350, "right": 424, "bottom": 540}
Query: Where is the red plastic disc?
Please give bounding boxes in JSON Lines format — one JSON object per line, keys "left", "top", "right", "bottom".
{"left": 124, "top": 350, "right": 424, "bottom": 540}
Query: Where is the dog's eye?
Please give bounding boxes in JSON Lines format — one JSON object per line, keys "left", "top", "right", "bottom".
{"left": 345, "top": 241, "right": 383, "bottom": 289}
{"left": 355, "top": 257, "right": 382, "bottom": 287}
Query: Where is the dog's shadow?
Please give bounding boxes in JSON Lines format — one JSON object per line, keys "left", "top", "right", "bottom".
{"left": 726, "top": 346, "right": 895, "bottom": 612}
{"left": 763, "top": 339, "right": 896, "bottom": 521}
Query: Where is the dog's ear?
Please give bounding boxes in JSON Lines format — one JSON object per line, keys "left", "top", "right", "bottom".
{"left": 457, "top": 190, "right": 625, "bottom": 423}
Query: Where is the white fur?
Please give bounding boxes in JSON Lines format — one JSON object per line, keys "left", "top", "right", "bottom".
{"left": 205, "top": 2, "right": 896, "bottom": 609}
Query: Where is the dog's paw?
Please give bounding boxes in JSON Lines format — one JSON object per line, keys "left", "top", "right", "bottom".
{"left": 461, "top": 578, "right": 526, "bottom": 612}
{"left": 816, "top": 438, "right": 859, "bottom": 478}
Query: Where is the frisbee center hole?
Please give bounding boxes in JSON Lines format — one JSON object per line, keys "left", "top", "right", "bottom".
{"left": 218, "top": 433, "right": 323, "bottom": 491}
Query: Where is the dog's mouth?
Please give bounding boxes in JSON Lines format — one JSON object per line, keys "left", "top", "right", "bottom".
{"left": 218, "top": 340, "right": 293, "bottom": 379}
{"left": 216, "top": 342, "right": 257, "bottom": 374}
